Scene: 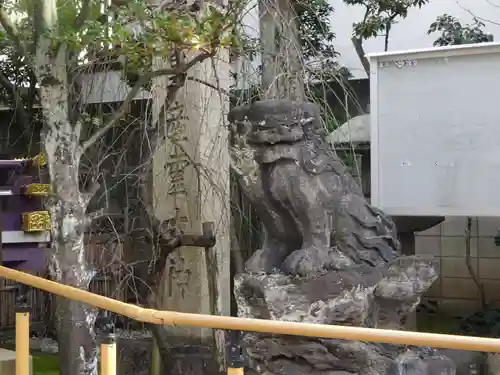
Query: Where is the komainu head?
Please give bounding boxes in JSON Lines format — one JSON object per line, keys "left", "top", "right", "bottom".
{"left": 228, "top": 100, "right": 321, "bottom": 145}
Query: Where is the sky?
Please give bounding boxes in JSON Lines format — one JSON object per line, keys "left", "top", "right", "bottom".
{"left": 238, "top": 0, "right": 500, "bottom": 81}
{"left": 329, "top": 0, "right": 500, "bottom": 78}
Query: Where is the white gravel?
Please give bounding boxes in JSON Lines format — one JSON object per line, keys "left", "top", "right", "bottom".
{"left": 2, "top": 329, "right": 152, "bottom": 354}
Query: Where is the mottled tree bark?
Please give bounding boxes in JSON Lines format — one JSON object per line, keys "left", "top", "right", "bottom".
{"left": 39, "top": 80, "right": 98, "bottom": 375}
{"left": 28, "top": 1, "right": 229, "bottom": 374}
{"left": 33, "top": 2, "right": 98, "bottom": 374}
{"left": 43, "top": 153, "right": 97, "bottom": 375}
{"left": 259, "top": 0, "right": 304, "bottom": 100}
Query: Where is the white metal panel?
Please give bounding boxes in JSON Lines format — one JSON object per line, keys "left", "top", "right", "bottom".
{"left": 366, "top": 41, "right": 500, "bottom": 61}
{"left": 369, "top": 43, "right": 500, "bottom": 216}
{"left": 2, "top": 231, "right": 50, "bottom": 243}
{"left": 79, "top": 71, "right": 151, "bottom": 104}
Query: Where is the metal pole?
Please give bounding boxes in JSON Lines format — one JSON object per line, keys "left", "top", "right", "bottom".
{"left": 15, "top": 285, "right": 30, "bottom": 375}
{"left": 99, "top": 314, "right": 117, "bottom": 375}
{"left": 6, "top": 266, "right": 500, "bottom": 353}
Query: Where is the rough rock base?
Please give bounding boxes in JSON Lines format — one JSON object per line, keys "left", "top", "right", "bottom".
{"left": 234, "top": 256, "right": 456, "bottom": 375}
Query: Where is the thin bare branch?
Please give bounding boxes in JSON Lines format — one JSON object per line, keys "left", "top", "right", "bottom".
{"left": 351, "top": 37, "right": 370, "bottom": 78}
{"left": 79, "top": 76, "right": 148, "bottom": 153}
{"left": 80, "top": 51, "right": 215, "bottom": 153}
{"left": 82, "top": 181, "right": 101, "bottom": 206}
{"left": 456, "top": 1, "right": 500, "bottom": 27}
{"left": 187, "top": 76, "right": 230, "bottom": 96}
{"left": 87, "top": 208, "right": 106, "bottom": 223}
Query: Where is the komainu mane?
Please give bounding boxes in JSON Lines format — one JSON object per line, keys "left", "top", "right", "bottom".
{"left": 229, "top": 100, "right": 400, "bottom": 276}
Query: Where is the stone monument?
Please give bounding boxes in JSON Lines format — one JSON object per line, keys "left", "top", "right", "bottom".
{"left": 229, "top": 100, "right": 455, "bottom": 375}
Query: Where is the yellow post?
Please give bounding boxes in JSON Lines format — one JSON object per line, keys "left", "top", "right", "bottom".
{"left": 228, "top": 367, "right": 244, "bottom": 375}
{"left": 100, "top": 340, "right": 117, "bottom": 375}
{"left": 15, "top": 310, "right": 30, "bottom": 375}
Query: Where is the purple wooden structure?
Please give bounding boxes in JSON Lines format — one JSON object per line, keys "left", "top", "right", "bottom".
{"left": 0, "top": 155, "right": 50, "bottom": 271}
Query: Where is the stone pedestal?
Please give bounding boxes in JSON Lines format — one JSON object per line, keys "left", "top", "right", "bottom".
{"left": 235, "top": 256, "right": 455, "bottom": 375}
{"left": 0, "top": 349, "right": 32, "bottom": 375}
{"left": 393, "top": 217, "right": 445, "bottom": 331}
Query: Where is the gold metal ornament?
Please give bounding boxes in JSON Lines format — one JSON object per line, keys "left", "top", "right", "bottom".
{"left": 24, "top": 184, "right": 51, "bottom": 197}
{"left": 22, "top": 211, "right": 51, "bottom": 232}
{"left": 31, "top": 152, "right": 47, "bottom": 168}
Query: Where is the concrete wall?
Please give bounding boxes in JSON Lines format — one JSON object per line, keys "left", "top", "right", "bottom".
{"left": 0, "top": 348, "right": 32, "bottom": 375}
{"left": 416, "top": 217, "right": 500, "bottom": 315}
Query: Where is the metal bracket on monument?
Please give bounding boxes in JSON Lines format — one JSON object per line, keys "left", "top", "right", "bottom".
{"left": 96, "top": 312, "right": 116, "bottom": 345}
{"left": 173, "top": 221, "right": 216, "bottom": 249}
{"left": 226, "top": 330, "right": 245, "bottom": 369}
{"left": 168, "top": 221, "right": 219, "bottom": 317}
{"left": 3, "top": 283, "right": 32, "bottom": 312}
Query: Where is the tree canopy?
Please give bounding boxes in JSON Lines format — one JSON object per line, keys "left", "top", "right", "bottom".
{"left": 428, "top": 14, "right": 493, "bottom": 46}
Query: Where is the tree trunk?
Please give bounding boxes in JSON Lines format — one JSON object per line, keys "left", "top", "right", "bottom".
{"left": 259, "top": 0, "right": 304, "bottom": 100}
{"left": 46, "top": 156, "right": 97, "bottom": 375}
{"left": 36, "top": 41, "right": 98, "bottom": 375}
{"left": 43, "top": 128, "right": 98, "bottom": 375}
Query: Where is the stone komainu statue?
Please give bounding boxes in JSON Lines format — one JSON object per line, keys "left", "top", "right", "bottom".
{"left": 229, "top": 100, "right": 400, "bottom": 276}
